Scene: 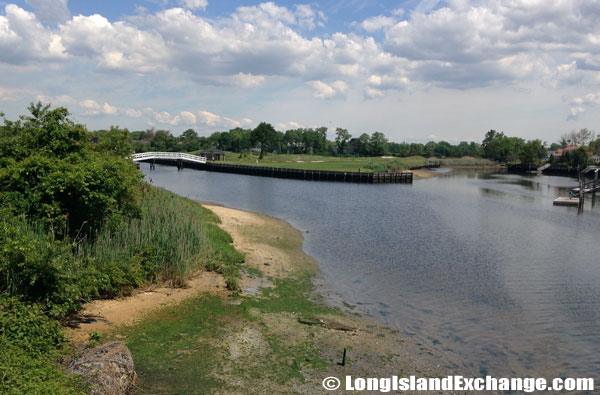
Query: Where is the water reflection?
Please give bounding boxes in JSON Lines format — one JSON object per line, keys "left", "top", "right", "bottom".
{"left": 141, "top": 164, "right": 600, "bottom": 379}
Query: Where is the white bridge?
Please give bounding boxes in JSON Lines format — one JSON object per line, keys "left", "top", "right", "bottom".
{"left": 131, "top": 152, "right": 207, "bottom": 164}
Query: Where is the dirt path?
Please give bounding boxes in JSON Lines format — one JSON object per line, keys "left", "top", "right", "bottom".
{"left": 66, "top": 271, "right": 227, "bottom": 343}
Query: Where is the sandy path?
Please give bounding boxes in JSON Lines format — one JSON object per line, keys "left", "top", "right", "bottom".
{"left": 66, "top": 270, "right": 227, "bottom": 343}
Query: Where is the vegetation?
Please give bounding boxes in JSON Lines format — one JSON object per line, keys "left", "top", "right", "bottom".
{"left": 0, "top": 103, "right": 244, "bottom": 393}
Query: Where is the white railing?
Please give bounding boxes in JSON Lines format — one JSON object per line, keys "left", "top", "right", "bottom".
{"left": 131, "top": 152, "right": 206, "bottom": 164}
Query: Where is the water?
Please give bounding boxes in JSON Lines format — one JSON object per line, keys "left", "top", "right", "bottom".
{"left": 141, "top": 164, "right": 600, "bottom": 379}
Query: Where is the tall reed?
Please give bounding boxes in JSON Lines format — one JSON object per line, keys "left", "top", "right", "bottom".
{"left": 80, "top": 185, "right": 243, "bottom": 290}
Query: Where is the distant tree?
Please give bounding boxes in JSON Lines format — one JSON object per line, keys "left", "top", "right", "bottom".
{"left": 92, "top": 126, "right": 132, "bottom": 157}
{"left": 563, "top": 147, "right": 589, "bottom": 169}
{"left": 151, "top": 130, "right": 176, "bottom": 151}
{"left": 251, "top": 122, "right": 277, "bottom": 159}
{"left": 180, "top": 129, "right": 199, "bottom": 152}
{"left": 356, "top": 133, "right": 370, "bottom": 156}
{"left": 482, "top": 130, "right": 524, "bottom": 163}
{"left": 424, "top": 141, "right": 437, "bottom": 157}
{"left": 519, "top": 139, "right": 546, "bottom": 167}
{"left": 335, "top": 127, "right": 351, "bottom": 154}
{"left": 560, "top": 128, "right": 595, "bottom": 147}
{"left": 369, "top": 132, "right": 388, "bottom": 156}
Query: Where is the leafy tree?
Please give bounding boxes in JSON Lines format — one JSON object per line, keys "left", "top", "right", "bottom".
{"left": 369, "top": 132, "right": 388, "bottom": 156}
{"left": 92, "top": 126, "right": 133, "bottom": 157}
{"left": 519, "top": 139, "right": 546, "bottom": 166}
{"left": 151, "top": 130, "right": 177, "bottom": 151}
{"left": 251, "top": 122, "right": 277, "bottom": 159}
{"left": 0, "top": 102, "right": 142, "bottom": 237}
{"left": 563, "top": 147, "right": 589, "bottom": 169}
{"left": 335, "top": 127, "right": 351, "bottom": 154}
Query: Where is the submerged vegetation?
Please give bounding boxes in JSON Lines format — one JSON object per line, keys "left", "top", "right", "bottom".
{"left": 0, "top": 103, "right": 242, "bottom": 393}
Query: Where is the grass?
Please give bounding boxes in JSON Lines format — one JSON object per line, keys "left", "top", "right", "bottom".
{"left": 195, "top": 152, "right": 428, "bottom": 172}
{"left": 115, "top": 276, "right": 337, "bottom": 393}
{"left": 80, "top": 185, "right": 244, "bottom": 292}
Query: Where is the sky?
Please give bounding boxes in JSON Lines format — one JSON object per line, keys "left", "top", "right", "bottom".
{"left": 1, "top": 0, "right": 599, "bottom": 143}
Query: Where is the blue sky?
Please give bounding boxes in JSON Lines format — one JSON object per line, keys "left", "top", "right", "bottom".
{"left": 1, "top": 0, "right": 599, "bottom": 143}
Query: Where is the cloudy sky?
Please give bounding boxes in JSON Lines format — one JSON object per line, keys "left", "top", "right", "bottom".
{"left": 1, "top": 0, "right": 599, "bottom": 143}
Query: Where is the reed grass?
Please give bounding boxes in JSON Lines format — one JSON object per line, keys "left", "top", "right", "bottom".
{"left": 80, "top": 185, "right": 243, "bottom": 291}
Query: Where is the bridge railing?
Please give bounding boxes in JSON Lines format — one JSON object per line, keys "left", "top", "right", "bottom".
{"left": 131, "top": 152, "right": 207, "bottom": 164}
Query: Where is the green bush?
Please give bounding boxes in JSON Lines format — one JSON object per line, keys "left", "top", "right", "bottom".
{"left": 0, "top": 295, "right": 85, "bottom": 394}
{"left": 0, "top": 213, "right": 82, "bottom": 317}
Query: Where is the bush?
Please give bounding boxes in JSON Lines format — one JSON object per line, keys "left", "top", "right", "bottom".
{"left": 0, "top": 295, "right": 85, "bottom": 394}
{"left": 0, "top": 213, "right": 82, "bottom": 317}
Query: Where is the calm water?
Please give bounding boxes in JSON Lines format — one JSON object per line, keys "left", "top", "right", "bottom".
{"left": 142, "top": 164, "right": 600, "bottom": 379}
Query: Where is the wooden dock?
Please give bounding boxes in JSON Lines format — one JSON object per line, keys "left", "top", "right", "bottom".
{"left": 145, "top": 158, "right": 413, "bottom": 184}
{"left": 553, "top": 197, "right": 580, "bottom": 206}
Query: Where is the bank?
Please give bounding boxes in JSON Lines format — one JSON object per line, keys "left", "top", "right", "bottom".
{"left": 69, "top": 201, "right": 455, "bottom": 393}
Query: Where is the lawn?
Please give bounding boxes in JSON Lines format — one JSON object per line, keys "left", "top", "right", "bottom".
{"left": 194, "top": 152, "right": 428, "bottom": 173}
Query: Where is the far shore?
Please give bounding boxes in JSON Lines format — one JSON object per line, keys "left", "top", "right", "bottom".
{"left": 68, "top": 201, "right": 461, "bottom": 392}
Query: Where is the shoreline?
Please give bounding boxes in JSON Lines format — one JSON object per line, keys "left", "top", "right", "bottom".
{"left": 69, "top": 201, "right": 457, "bottom": 392}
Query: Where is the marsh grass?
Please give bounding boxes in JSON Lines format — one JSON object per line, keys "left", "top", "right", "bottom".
{"left": 80, "top": 185, "right": 244, "bottom": 292}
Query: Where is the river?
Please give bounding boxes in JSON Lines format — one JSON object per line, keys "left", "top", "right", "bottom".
{"left": 141, "top": 164, "right": 600, "bottom": 379}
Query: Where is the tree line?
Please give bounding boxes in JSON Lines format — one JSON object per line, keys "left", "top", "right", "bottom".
{"left": 121, "top": 122, "right": 600, "bottom": 166}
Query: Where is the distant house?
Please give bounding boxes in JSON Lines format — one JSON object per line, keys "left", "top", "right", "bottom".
{"left": 552, "top": 146, "right": 580, "bottom": 157}
{"left": 200, "top": 148, "right": 226, "bottom": 161}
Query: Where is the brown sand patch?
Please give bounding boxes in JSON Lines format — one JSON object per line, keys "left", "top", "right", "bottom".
{"left": 66, "top": 271, "right": 226, "bottom": 343}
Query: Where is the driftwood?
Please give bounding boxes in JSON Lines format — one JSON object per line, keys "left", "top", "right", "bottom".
{"left": 68, "top": 341, "right": 136, "bottom": 394}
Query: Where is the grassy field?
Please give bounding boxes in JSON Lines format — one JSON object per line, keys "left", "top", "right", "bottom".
{"left": 194, "top": 152, "right": 428, "bottom": 172}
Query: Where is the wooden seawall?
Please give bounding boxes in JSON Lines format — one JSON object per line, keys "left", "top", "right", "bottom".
{"left": 146, "top": 159, "right": 413, "bottom": 184}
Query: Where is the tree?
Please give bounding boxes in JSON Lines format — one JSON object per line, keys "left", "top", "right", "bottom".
{"left": 560, "top": 128, "right": 595, "bottom": 147}
{"left": 519, "top": 139, "right": 546, "bottom": 167}
{"left": 369, "top": 132, "right": 388, "bottom": 156}
{"left": 92, "top": 126, "right": 133, "bottom": 157}
{"left": 335, "top": 128, "right": 351, "bottom": 154}
{"left": 0, "top": 103, "right": 142, "bottom": 237}
{"left": 563, "top": 147, "right": 589, "bottom": 169}
{"left": 482, "top": 130, "right": 523, "bottom": 163}
{"left": 251, "top": 122, "right": 277, "bottom": 159}
{"left": 356, "top": 133, "right": 370, "bottom": 156}
{"left": 151, "top": 130, "right": 176, "bottom": 151}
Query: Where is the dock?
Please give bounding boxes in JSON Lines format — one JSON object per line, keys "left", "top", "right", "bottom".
{"left": 553, "top": 197, "right": 580, "bottom": 206}
{"left": 132, "top": 152, "right": 413, "bottom": 184}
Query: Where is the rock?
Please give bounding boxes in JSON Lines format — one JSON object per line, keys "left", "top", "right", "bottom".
{"left": 68, "top": 341, "right": 136, "bottom": 394}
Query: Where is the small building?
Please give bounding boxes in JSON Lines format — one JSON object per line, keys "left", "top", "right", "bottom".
{"left": 200, "top": 148, "right": 226, "bottom": 161}
{"left": 552, "top": 146, "right": 580, "bottom": 157}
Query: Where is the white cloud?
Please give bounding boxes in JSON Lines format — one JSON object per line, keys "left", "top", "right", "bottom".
{"left": 276, "top": 121, "right": 302, "bottom": 130}
{"left": 231, "top": 73, "right": 265, "bottom": 88}
{"left": 307, "top": 80, "right": 347, "bottom": 99}
{"left": 567, "top": 92, "right": 600, "bottom": 121}
{"left": 181, "top": 0, "right": 208, "bottom": 11}
{"left": 25, "top": 0, "right": 70, "bottom": 25}
{"left": 180, "top": 111, "right": 197, "bottom": 124}
{"left": 360, "top": 15, "right": 396, "bottom": 32}
{"left": 80, "top": 99, "right": 119, "bottom": 116}
{"left": 0, "top": 5, "right": 67, "bottom": 65}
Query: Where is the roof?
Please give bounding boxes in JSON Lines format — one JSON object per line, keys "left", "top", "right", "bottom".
{"left": 553, "top": 146, "right": 580, "bottom": 156}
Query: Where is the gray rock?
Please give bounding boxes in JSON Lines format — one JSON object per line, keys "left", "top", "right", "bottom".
{"left": 68, "top": 341, "right": 136, "bottom": 394}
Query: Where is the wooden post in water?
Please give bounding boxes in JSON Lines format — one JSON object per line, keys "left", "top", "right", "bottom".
{"left": 578, "top": 177, "right": 584, "bottom": 214}
{"left": 593, "top": 169, "right": 598, "bottom": 207}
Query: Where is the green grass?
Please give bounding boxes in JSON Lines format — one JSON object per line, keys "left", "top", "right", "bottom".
{"left": 115, "top": 275, "right": 337, "bottom": 393}
{"left": 196, "top": 152, "right": 427, "bottom": 172}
